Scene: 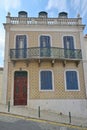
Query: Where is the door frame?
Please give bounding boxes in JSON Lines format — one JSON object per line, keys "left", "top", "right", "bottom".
{"left": 11, "top": 69, "right": 29, "bottom": 106}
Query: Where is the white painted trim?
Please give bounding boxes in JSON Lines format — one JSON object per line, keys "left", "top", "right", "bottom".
{"left": 11, "top": 69, "right": 29, "bottom": 106}
{"left": 62, "top": 35, "right": 76, "bottom": 49}
{"left": 10, "top": 27, "right": 82, "bottom": 32}
{"left": 2, "top": 31, "right": 9, "bottom": 104}
{"left": 64, "top": 69, "right": 80, "bottom": 91}
{"left": 39, "top": 69, "right": 54, "bottom": 91}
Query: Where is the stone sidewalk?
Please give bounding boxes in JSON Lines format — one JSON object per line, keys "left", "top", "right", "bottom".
{"left": 0, "top": 104, "right": 87, "bottom": 129}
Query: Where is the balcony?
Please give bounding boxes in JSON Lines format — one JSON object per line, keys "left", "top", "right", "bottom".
{"left": 10, "top": 47, "right": 82, "bottom": 66}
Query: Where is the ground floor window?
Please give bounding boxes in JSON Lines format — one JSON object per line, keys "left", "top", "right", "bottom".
{"left": 65, "top": 70, "right": 79, "bottom": 91}
{"left": 40, "top": 70, "right": 53, "bottom": 90}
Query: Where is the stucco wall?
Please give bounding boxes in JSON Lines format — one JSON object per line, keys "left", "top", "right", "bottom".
{"left": 7, "top": 61, "right": 86, "bottom": 106}
{"left": 5, "top": 30, "right": 86, "bottom": 104}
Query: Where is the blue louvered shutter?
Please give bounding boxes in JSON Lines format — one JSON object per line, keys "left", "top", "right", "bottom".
{"left": 66, "top": 71, "right": 78, "bottom": 90}
{"left": 40, "top": 36, "right": 43, "bottom": 48}
{"left": 63, "top": 36, "right": 68, "bottom": 58}
{"left": 46, "top": 36, "right": 50, "bottom": 47}
{"left": 69, "top": 36, "right": 75, "bottom": 58}
{"left": 69, "top": 36, "right": 74, "bottom": 49}
{"left": 40, "top": 36, "right": 44, "bottom": 57}
{"left": 23, "top": 35, "right": 27, "bottom": 58}
{"left": 16, "top": 36, "right": 19, "bottom": 58}
{"left": 66, "top": 71, "right": 71, "bottom": 89}
{"left": 46, "top": 71, "right": 52, "bottom": 89}
{"left": 63, "top": 36, "right": 67, "bottom": 49}
{"left": 41, "top": 71, "right": 52, "bottom": 90}
{"left": 72, "top": 71, "right": 78, "bottom": 90}
{"left": 46, "top": 36, "right": 50, "bottom": 56}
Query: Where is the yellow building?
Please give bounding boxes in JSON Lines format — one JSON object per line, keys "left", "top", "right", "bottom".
{"left": 3, "top": 11, "right": 87, "bottom": 117}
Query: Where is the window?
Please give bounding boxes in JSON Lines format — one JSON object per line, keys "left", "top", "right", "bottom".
{"left": 16, "top": 35, "right": 27, "bottom": 58}
{"left": 63, "top": 36, "right": 74, "bottom": 49}
{"left": 40, "top": 35, "right": 51, "bottom": 57}
{"left": 65, "top": 70, "right": 79, "bottom": 90}
{"left": 40, "top": 70, "right": 53, "bottom": 90}
{"left": 63, "top": 36, "right": 75, "bottom": 58}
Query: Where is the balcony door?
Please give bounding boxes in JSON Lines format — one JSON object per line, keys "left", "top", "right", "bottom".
{"left": 16, "top": 35, "right": 27, "bottom": 58}
{"left": 63, "top": 36, "right": 75, "bottom": 58}
{"left": 14, "top": 71, "right": 27, "bottom": 105}
{"left": 40, "top": 35, "right": 51, "bottom": 57}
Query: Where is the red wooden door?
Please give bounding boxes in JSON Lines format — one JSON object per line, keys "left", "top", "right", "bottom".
{"left": 14, "top": 71, "right": 27, "bottom": 105}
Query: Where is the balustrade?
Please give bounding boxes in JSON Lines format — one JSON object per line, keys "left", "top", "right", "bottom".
{"left": 7, "top": 17, "right": 82, "bottom": 25}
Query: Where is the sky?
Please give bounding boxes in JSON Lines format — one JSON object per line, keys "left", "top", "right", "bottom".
{"left": 0, "top": 0, "right": 87, "bottom": 67}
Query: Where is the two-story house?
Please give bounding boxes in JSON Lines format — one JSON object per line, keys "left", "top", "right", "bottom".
{"left": 3, "top": 11, "right": 87, "bottom": 117}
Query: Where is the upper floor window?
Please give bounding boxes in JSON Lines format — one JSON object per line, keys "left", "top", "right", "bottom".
{"left": 40, "top": 70, "right": 53, "bottom": 90}
{"left": 63, "top": 36, "right": 74, "bottom": 49}
{"left": 16, "top": 35, "right": 27, "bottom": 58}
{"left": 16, "top": 35, "right": 27, "bottom": 49}
{"left": 40, "top": 35, "right": 51, "bottom": 57}
{"left": 65, "top": 70, "right": 79, "bottom": 91}
{"left": 63, "top": 36, "right": 75, "bottom": 58}
{"left": 40, "top": 35, "right": 51, "bottom": 47}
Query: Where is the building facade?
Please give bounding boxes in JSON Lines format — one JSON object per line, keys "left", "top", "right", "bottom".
{"left": 3, "top": 11, "right": 87, "bottom": 117}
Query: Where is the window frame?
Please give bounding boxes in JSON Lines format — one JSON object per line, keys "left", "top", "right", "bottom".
{"left": 64, "top": 69, "right": 80, "bottom": 91}
{"left": 39, "top": 69, "right": 54, "bottom": 91}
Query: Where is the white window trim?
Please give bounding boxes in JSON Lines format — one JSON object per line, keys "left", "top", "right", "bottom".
{"left": 64, "top": 69, "right": 80, "bottom": 91}
{"left": 39, "top": 69, "right": 54, "bottom": 91}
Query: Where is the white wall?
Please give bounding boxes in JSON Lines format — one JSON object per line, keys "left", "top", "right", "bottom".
{"left": 29, "top": 99, "right": 87, "bottom": 118}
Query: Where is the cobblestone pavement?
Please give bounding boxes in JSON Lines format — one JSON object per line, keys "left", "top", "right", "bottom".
{"left": 0, "top": 114, "right": 85, "bottom": 130}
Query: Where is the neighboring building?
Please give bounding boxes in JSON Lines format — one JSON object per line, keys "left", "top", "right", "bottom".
{"left": 83, "top": 35, "right": 87, "bottom": 97}
{"left": 0, "top": 67, "right": 3, "bottom": 103}
{"left": 3, "top": 11, "right": 87, "bottom": 117}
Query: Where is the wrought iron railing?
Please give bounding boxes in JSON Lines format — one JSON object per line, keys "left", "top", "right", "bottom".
{"left": 10, "top": 47, "right": 82, "bottom": 61}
